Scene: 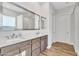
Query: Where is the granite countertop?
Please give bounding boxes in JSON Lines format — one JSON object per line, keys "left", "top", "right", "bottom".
{"left": 0, "top": 34, "right": 47, "bottom": 48}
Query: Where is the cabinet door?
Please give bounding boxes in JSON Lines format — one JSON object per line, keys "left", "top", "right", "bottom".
{"left": 41, "top": 35, "right": 48, "bottom": 52}
{"left": 2, "top": 49, "right": 20, "bottom": 56}
{"left": 41, "top": 38, "right": 45, "bottom": 51}
{"left": 32, "top": 37, "right": 40, "bottom": 56}
{"left": 20, "top": 45, "right": 31, "bottom": 56}
{"left": 19, "top": 40, "right": 31, "bottom": 47}
{"left": 19, "top": 40, "right": 31, "bottom": 56}
{"left": 1, "top": 44, "right": 20, "bottom": 56}
{"left": 32, "top": 48, "right": 40, "bottom": 56}
{"left": 44, "top": 36, "right": 48, "bottom": 49}
{"left": 32, "top": 38, "right": 40, "bottom": 50}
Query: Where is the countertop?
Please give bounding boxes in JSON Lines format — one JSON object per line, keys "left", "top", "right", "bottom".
{"left": 0, "top": 33, "right": 47, "bottom": 48}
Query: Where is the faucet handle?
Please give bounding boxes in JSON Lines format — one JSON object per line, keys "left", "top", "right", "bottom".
{"left": 5, "top": 36, "right": 9, "bottom": 39}
{"left": 18, "top": 33, "right": 22, "bottom": 37}
{"left": 36, "top": 32, "right": 40, "bottom": 35}
{"left": 11, "top": 33, "right": 17, "bottom": 38}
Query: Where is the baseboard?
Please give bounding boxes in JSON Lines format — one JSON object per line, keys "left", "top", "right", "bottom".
{"left": 47, "top": 45, "right": 51, "bottom": 49}
{"left": 53, "top": 41, "right": 74, "bottom": 45}
{"left": 77, "top": 51, "right": 79, "bottom": 56}
{"left": 75, "top": 49, "right": 79, "bottom": 56}
{"left": 74, "top": 47, "right": 79, "bottom": 56}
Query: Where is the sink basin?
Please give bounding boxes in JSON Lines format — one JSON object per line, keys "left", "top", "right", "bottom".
{"left": 0, "top": 38, "right": 22, "bottom": 48}
{"left": 6, "top": 37, "right": 26, "bottom": 41}
{"left": 0, "top": 37, "right": 26, "bottom": 43}
{"left": 0, "top": 38, "right": 28, "bottom": 48}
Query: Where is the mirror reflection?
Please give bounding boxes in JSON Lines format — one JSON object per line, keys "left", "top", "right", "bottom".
{"left": 41, "top": 17, "right": 46, "bottom": 29}
{"left": 0, "top": 2, "right": 40, "bottom": 31}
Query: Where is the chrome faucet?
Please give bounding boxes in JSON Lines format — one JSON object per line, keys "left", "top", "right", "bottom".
{"left": 5, "top": 36, "right": 10, "bottom": 39}
{"left": 5, "top": 33, "right": 23, "bottom": 39}
{"left": 16, "top": 33, "right": 22, "bottom": 38}
{"left": 11, "top": 33, "right": 17, "bottom": 38}
{"left": 36, "top": 32, "right": 40, "bottom": 35}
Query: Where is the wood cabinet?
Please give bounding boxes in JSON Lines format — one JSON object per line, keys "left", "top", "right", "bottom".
{"left": 40, "top": 35, "right": 48, "bottom": 52}
{"left": 19, "top": 40, "right": 31, "bottom": 56}
{"left": 32, "top": 38, "right": 40, "bottom": 56}
{"left": 0, "top": 44, "right": 20, "bottom": 56}
{"left": 32, "top": 38, "right": 40, "bottom": 50}
{"left": 32, "top": 48, "right": 40, "bottom": 56}
{"left": 1, "top": 49, "right": 20, "bottom": 56}
{"left": 0, "top": 35, "right": 48, "bottom": 56}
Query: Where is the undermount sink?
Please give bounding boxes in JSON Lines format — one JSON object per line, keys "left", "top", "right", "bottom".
{"left": 0, "top": 37, "right": 26, "bottom": 43}
{"left": 6, "top": 37, "right": 26, "bottom": 41}
{"left": 0, "top": 38, "right": 24, "bottom": 48}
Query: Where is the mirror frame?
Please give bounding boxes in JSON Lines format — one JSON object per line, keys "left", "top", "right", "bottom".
{"left": 0, "top": 2, "right": 41, "bottom": 31}
{"left": 11, "top": 2, "right": 41, "bottom": 30}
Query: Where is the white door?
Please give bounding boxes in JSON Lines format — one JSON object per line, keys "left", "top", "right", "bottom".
{"left": 55, "top": 15, "right": 68, "bottom": 43}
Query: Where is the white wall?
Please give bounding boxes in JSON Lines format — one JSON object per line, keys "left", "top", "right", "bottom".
{"left": 53, "top": 5, "right": 74, "bottom": 44}
{"left": 40, "top": 3, "right": 55, "bottom": 48}
{"left": 14, "top": 2, "right": 41, "bottom": 15}
{"left": 48, "top": 3, "right": 55, "bottom": 48}
{"left": 70, "top": 13, "right": 75, "bottom": 44}
{"left": 17, "top": 15, "right": 23, "bottom": 29}
{"left": 0, "top": 14, "right": 2, "bottom": 28}
{"left": 74, "top": 5, "right": 79, "bottom": 55}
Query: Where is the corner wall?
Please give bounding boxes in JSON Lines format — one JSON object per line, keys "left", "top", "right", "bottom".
{"left": 53, "top": 5, "right": 74, "bottom": 45}
{"left": 74, "top": 5, "right": 79, "bottom": 55}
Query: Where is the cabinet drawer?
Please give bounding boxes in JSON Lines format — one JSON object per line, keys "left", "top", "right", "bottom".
{"left": 32, "top": 48, "right": 40, "bottom": 56}
{"left": 40, "top": 35, "right": 48, "bottom": 52}
{"left": 1, "top": 44, "right": 20, "bottom": 54}
{"left": 20, "top": 45, "right": 31, "bottom": 56}
{"left": 41, "top": 39, "right": 45, "bottom": 51}
{"left": 19, "top": 40, "right": 31, "bottom": 47}
{"left": 32, "top": 38, "right": 40, "bottom": 50}
{"left": 1, "top": 49, "right": 19, "bottom": 56}
{"left": 41, "top": 35, "right": 48, "bottom": 40}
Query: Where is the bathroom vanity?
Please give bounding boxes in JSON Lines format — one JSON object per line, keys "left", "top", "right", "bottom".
{"left": 0, "top": 35, "right": 48, "bottom": 56}
{"left": 0, "top": 2, "right": 48, "bottom": 56}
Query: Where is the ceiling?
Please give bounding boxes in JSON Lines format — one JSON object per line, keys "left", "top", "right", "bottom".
{"left": 51, "top": 2, "right": 75, "bottom": 10}
{"left": 38, "top": 2, "right": 76, "bottom": 11}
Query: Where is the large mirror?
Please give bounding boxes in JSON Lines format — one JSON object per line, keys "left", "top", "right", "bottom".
{"left": 0, "top": 2, "right": 40, "bottom": 31}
